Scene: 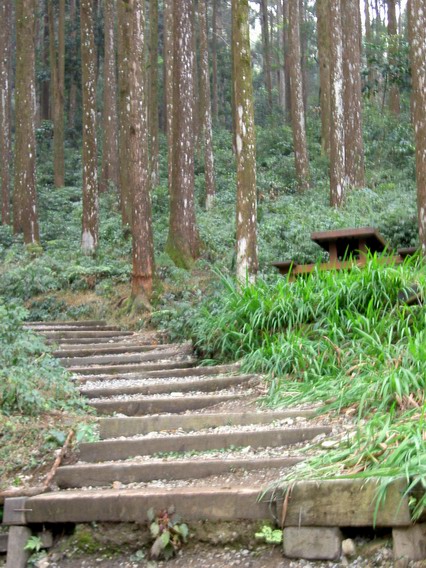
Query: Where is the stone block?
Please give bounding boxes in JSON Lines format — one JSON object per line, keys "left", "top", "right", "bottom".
{"left": 0, "top": 533, "right": 8, "bottom": 553}
{"left": 393, "top": 524, "right": 426, "bottom": 567}
{"left": 6, "top": 526, "right": 31, "bottom": 568}
{"left": 283, "top": 526, "right": 342, "bottom": 560}
{"left": 3, "top": 498, "right": 29, "bottom": 525}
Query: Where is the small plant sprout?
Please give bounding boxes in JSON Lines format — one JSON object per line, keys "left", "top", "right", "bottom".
{"left": 24, "top": 535, "right": 43, "bottom": 553}
{"left": 147, "top": 506, "right": 189, "bottom": 560}
{"left": 255, "top": 524, "right": 283, "bottom": 544}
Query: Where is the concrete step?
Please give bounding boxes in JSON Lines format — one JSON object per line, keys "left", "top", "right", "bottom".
{"left": 60, "top": 346, "right": 192, "bottom": 368}
{"left": 81, "top": 374, "right": 254, "bottom": 399}
{"left": 79, "top": 426, "right": 331, "bottom": 462}
{"left": 40, "top": 330, "right": 134, "bottom": 340}
{"left": 25, "top": 325, "right": 121, "bottom": 332}
{"left": 53, "top": 343, "right": 180, "bottom": 358}
{"left": 19, "top": 487, "right": 275, "bottom": 524}
{"left": 70, "top": 359, "right": 198, "bottom": 376}
{"left": 88, "top": 393, "right": 244, "bottom": 416}
{"left": 99, "top": 410, "right": 316, "bottom": 438}
{"left": 55, "top": 456, "right": 302, "bottom": 488}
{"left": 26, "top": 320, "right": 107, "bottom": 327}
{"left": 77, "top": 364, "right": 240, "bottom": 383}
{"left": 46, "top": 337, "right": 140, "bottom": 345}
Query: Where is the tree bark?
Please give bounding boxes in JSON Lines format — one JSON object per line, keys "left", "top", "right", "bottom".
{"left": 14, "top": 0, "right": 40, "bottom": 243}
{"left": 48, "top": 0, "right": 65, "bottom": 188}
{"left": 283, "top": 0, "right": 292, "bottom": 122}
{"left": 409, "top": 0, "right": 426, "bottom": 253}
{"left": 277, "top": 0, "right": 286, "bottom": 114}
{"left": 329, "top": 0, "right": 346, "bottom": 207}
{"left": 316, "top": 0, "right": 331, "bottom": 155}
{"left": 117, "top": 0, "right": 132, "bottom": 227}
{"left": 166, "top": 0, "right": 200, "bottom": 268}
{"left": 232, "top": 0, "right": 258, "bottom": 283}
{"left": 342, "top": 0, "right": 365, "bottom": 187}
{"left": 41, "top": 2, "right": 50, "bottom": 121}
{"left": 80, "top": 0, "right": 99, "bottom": 253}
{"left": 212, "top": 0, "right": 219, "bottom": 123}
{"left": 0, "top": 0, "right": 12, "bottom": 225}
{"left": 164, "top": 0, "right": 173, "bottom": 197}
{"left": 68, "top": 0, "right": 78, "bottom": 129}
{"left": 126, "top": 0, "right": 155, "bottom": 299}
{"left": 198, "top": 0, "right": 216, "bottom": 209}
{"left": 300, "top": 0, "right": 308, "bottom": 114}
{"left": 100, "top": 0, "right": 119, "bottom": 193}
{"left": 387, "top": 0, "right": 401, "bottom": 115}
{"left": 288, "top": 0, "right": 310, "bottom": 190}
{"left": 149, "top": 0, "right": 160, "bottom": 189}
{"left": 260, "top": 0, "right": 273, "bottom": 114}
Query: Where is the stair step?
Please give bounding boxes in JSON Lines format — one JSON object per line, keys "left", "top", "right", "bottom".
{"left": 99, "top": 410, "right": 316, "bottom": 438}
{"left": 53, "top": 343, "right": 180, "bottom": 358}
{"left": 81, "top": 374, "right": 254, "bottom": 398}
{"left": 21, "top": 487, "right": 274, "bottom": 523}
{"left": 60, "top": 346, "right": 192, "bottom": 367}
{"left": 47, "top": 337, "right": 140, "bottom": 345}
{"left": 26, "top": 320, "right": 107, "bottom": 327}
{"left": 55, "top": 456, "right": 302, "bottom": 488}
{"left": 40, "top": 330, "right": 134, "bottom": 339}
{"left": 77, "top": 364, "right": 240, "bottom": 383}
{"left": 25, "top": 325, "right": 121, "bottom": 332}
{"left": 89, "top": 393, "right": 244, "bottom": 416}
{"left": 79, "top": 426, "right": 331, "bottom": 461}
{"left": 71, "top": 359, "right": 197, "bottom": 376}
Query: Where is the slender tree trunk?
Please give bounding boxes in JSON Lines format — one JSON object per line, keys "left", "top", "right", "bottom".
{"left": 342, "top": 0, "right": 365, "bottom": 187}
{"left": 127, "top": 0, "right": 155, "bottom": 299}
{"left": 387, "top": 0, "right": 400, "bottom": 115}
{"left": 14, "top": 0, "right": 40, "bottom": 243}
{"left": 277, "top": 0, "right": 286, "bottom": 114}
{"left": 80, "top": 0, "right": 99, "bottom": 253}
{"left": 149, "top": 0, "right": 159, "bottom": 189}
{"left": 100, "top": 0, "right": 119, "bottom": 192}
{"left": 232, "top": 0, "right": 258, "bottom": 283}
{"left": 329, "top": 0, "right": 346, "bottom": 207}
{"left": 48, "top": 0, "right": 65, "bottom": 187}
{"left": 283, "top": 0, "right": 292, "bottom": 121}
{"left": 166, "top": 0, "right": 200, "bottom": 268}
{"left": 41, "top": 3, "right": 50, "bottom": 121}
{"left": 288, "top": 0, "right": 310, "bottom": 190}
{"left": 0, "top": 0, "right": 12, "bottom": 224}
{"left": 212, "top": 0, "right": 219, "bottom": 123}
{"left": 117, "top": 0, "right": 132, "bottom": 227}
{"left": 260, "top": 0, "right": 273, "bottom": 114}
{"left": 68, "top": 0, "right": 78, "bottom": 129}
{"left": 316, "top": 0, "right": 330, "bottom": 155}
{"left": 164, "top": 0, "right": 173, "bottom": 196}
{"left": 409, "top": 0, "right": 426, "bottom": 253}
{"left": 300, "top": 0, "right": 308, "bottom": 113}
{"left": 198, "top": 0, "right": 216, "bottom": 209}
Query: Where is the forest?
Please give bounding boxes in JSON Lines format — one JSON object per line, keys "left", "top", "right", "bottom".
{"left": 1, "top": 0, "right": 426, "bottom": 562}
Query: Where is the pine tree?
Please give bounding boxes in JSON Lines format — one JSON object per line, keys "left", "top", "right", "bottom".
{"left": 149, "top": 0, "right": 160, "bottom": 189}
{"left": 232, "top": 0, "right": 258, "bottom": 283}
{"left": 14, "top": 0, "right": 40, "bottom": 243}
{"left": 0, "top": 0, "right": 12, "bottom": 224}
{"left": 80, "top": 0, "right": 99, "bottom": 253}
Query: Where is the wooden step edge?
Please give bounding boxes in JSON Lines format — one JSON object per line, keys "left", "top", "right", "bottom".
{"left": 69, "top": 359, "right": 198, "bottom": 376}
{"left": 53, "top": 343, "right": 184, "bottom": 358}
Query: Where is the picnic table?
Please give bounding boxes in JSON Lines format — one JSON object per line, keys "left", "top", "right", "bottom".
{"left": 272, "top": 226, "right": 414, "bottom": 277}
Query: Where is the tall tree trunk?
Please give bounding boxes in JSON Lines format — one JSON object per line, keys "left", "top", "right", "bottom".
{"left": 283, "top": 0, "right": 292, "bottom": 122}
{"left": 212, "top": 0, "right": 219, "bottom": 123}
{"left": 260, "top": 0, "right": 273, "bottom": 114}
{"left": 48, "top": 0, "right": 65, "bottom": 187}
{"left": 14, "top": 0, "right": 40, "bottom": 243}
{"left": 149, "top": 0, "right": 159, "bottom": 189}
{"left": 342, "top": 0, "right": 365, "bottom": 187}
{"left": 288, "top": 0, "right": 310, "bottom": 190}
{"left": 232, "top": 0, "right": 258, "bottom": 283}
{"left": 198, "top": 0, "right": 216, "bottom": 209}
{"left": 68, "top": 0, "right": 78, "bottom": 129}
{"left": 164, "top": 0, "right": 173, "bottom": 197}
{"left": 387, "top": 0, "right": 400, "bottom": 115}
{"left": 127, "top": 0, "right": 155, "bottom": 299}
{"left": 100, "top": 0, "right": 119, "bottom": 192}
{"left": 117, "top": 0, "right": 132, "bottom": 228}
{"left": 329, "top": 0, "right": 346, "bottom": 207}
{"left": 300, "top": 0, "right": 308, "bottom": 113}
{"left": 0, "top": 0, "right": 12, "bottom": 225}
{"left": 277, "top": 0, "right": 286, "bottom": 114}
{"left": 409, "top": 0, "right": 426, "bottom": 253}
{"left": 80, "top": 0, "right": 99, "bottom": 253}
{"left": 166, "top": 0, "right": 200, "bottom": 268}
{"left": 41, "top": 3, "right": 50, "bottom": 121}
{"left": 316, "top": 0, "right": 330, "bottom": 155}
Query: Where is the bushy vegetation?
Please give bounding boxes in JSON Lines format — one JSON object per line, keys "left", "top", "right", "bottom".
{"left": 0, "top": 301, "right": 86, "bottom": 414}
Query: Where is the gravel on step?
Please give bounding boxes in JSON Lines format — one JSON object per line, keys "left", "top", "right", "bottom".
{"left": 89, "top": 387, "right": 254, "bottom": 403}
{"left": 79, "top": 374, "right": 248, "bottom": 391}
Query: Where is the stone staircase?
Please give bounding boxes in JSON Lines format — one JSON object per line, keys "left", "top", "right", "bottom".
{"left": 11, "top": 319, "right": 332, "bottom": 525}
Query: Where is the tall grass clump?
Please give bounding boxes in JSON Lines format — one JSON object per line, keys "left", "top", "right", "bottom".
{"left": 190, "top": 255, "right": 426, "bottom": 517}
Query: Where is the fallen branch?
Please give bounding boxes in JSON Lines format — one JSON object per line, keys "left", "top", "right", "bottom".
{"left": 0, "top": 486, "right": 48, "bottom": 506}
{"left": 43, "top": 429, "right": 75, "bottom": 488}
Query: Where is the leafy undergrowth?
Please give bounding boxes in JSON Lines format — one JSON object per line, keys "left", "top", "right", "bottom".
{"left": 0, "top": 301, "right": 96, "bottom": 492}
{"left": 187, "top": 256, "right": 426, "bottom": 519}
